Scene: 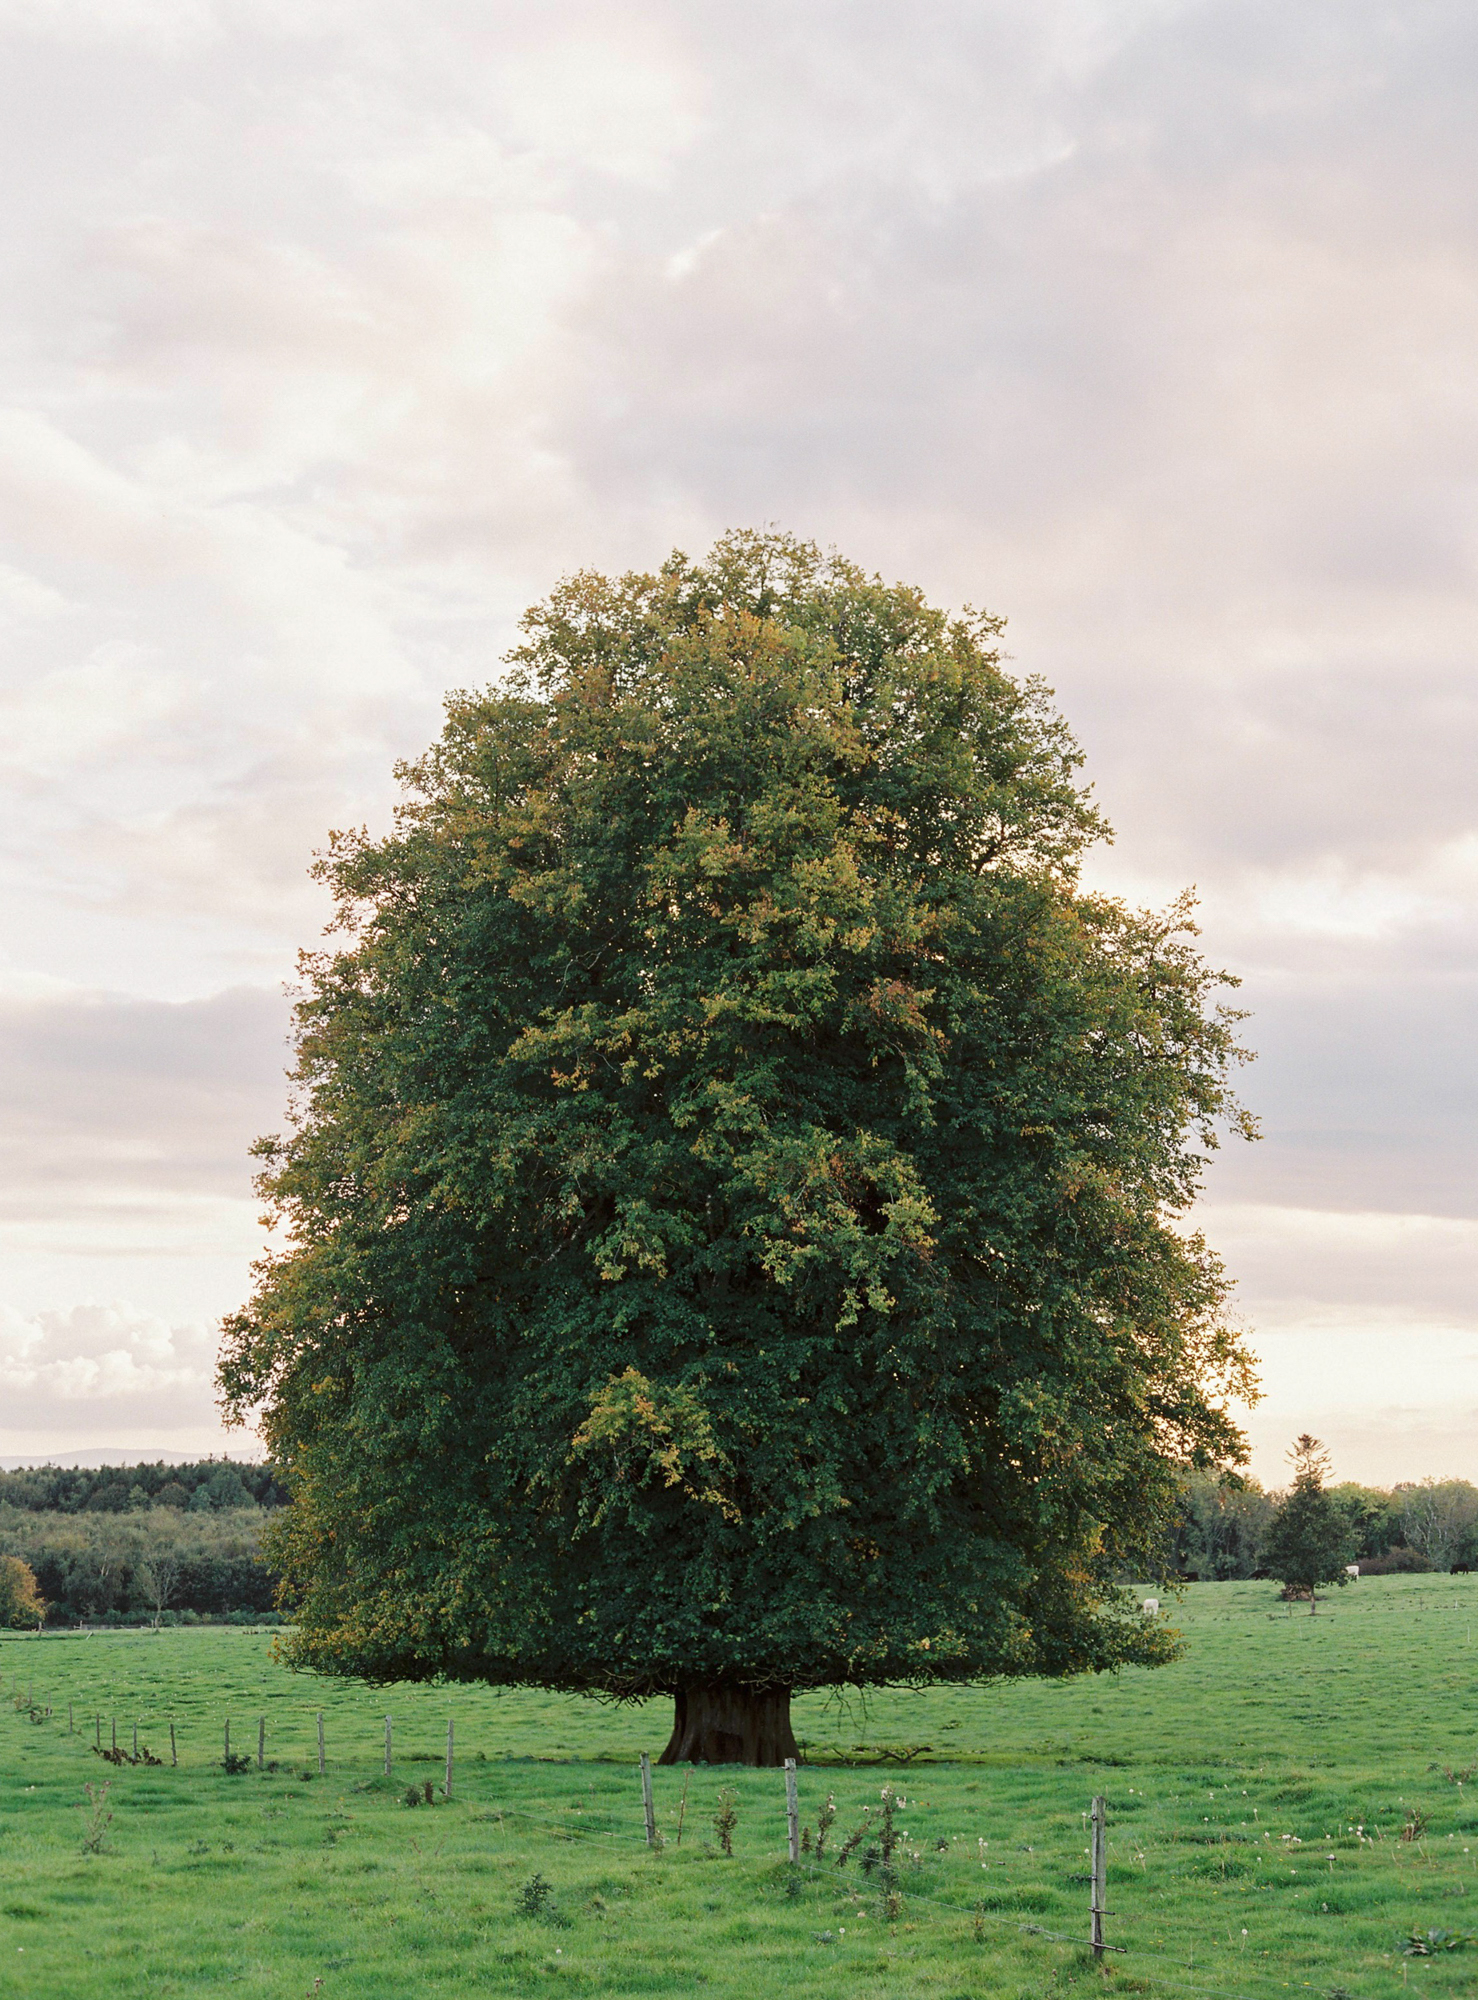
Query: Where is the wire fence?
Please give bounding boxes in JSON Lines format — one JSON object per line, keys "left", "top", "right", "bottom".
{"left": 4, "top": 1663, "right": 1443, "bottom": 2000}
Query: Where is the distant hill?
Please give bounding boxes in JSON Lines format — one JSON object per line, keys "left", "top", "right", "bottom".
{"left": 0, "top": 1450, "right": 203, "bottom": 1469}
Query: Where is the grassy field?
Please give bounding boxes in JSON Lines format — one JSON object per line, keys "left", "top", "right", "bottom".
{"left": 3, "top": 1575, "right": 1478, "bottom": 1998}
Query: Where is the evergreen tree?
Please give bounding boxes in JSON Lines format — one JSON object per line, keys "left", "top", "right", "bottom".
{"left": 1264, "top": 1436, "right": 1356, "bottom": 1612}
{"left": 220, "top": 531, "right": 1256, "bottom": 1763}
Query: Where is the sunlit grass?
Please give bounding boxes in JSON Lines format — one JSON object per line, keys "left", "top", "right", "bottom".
{"left": 3, "top": 1574, "right": 1478, "bottom": 1996}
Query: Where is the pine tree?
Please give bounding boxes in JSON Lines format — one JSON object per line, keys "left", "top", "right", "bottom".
{"left": 1264, "top": 1436, "right": 1356, "bottom": 1612}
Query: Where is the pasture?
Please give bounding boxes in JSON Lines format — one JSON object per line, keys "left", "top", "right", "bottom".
{"left": 2, "top": 1574, "right": 1477, "bottom": 1998}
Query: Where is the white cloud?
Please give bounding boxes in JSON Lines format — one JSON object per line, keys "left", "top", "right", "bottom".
{"left": 0, "top": 644, "right": 184, "bottom": 776}
{"left": 1204, "top": 1206, "right": 1478, "bottom": 1321}
{"left": 492, "top": 34, "right": 703, "bottom": 185}
{"left": 0, "top": 0, "right": 217, "bottom": 47}
{"left": 1204, "top": 1204, "right": 1478, "bottom": 1483}
{"left": 0, "top": 561, "right": 68, "bottom": 623}
{"left": 1240, "top": 1316, "right": 1478, "bottom": 1487}
{"left": 0, "top": 1299, "right": 235, "bottom": 1454}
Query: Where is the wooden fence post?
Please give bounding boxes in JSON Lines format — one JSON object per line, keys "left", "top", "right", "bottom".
{"left": 132, "top": 1721, "right": 138, "bottom": 1762}
{"left": 1090, "top": 1794, "right": 1107, "bottom": 1961}
{"left": 111, "top": 1717, "right": 117, "bottom": 1755}
{"left": 258, "top": 1717, "right": 265, "bottom": 1770}
{"left": 170, "top": 1721, "right": 177, "bottom": 1767}
{"left": 317, "top": 1711, "right": 325, "bottom": 1777}
{"left": 444, "top": 1719, "right": 454, "bottom": 1800}
{"left": 94, "top": 1715, "right": 100, "bottom": 1752}
{"left": 384, "top": 1715, "right": 392, "bottom": 1778}
{"left": 785, "top": 1758, "right": 800, "bottom": 1864}
{"left": 68, "top": 1702, "right": 73, "bottom": 1735}
{"left": 640, "top": 1751, "right": 657, "bottom": 1849}
{"left": 224, "top": 1719, "right": 230, "bottom": 1765}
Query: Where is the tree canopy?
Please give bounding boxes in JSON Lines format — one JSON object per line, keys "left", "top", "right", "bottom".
{"left": 0, "top": 1554, "right": 46, "bottom": 1629}
{"left": 221, "top": 530, "right": 1255, "bottom": 1762}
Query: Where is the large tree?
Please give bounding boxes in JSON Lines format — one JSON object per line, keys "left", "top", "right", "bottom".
{"left": 220, "top": 531, "right": 1255, "bottom": 1764}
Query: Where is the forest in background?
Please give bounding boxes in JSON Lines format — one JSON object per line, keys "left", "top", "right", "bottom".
{"left": 0, "top": 1460, "right": 282, "bottom": 1626}
{"left": 5, "top": 1459, "right": 1475, "bottom": 1626}
{"left": 1166, "top": 1472, "right": 1478, "bottom": 1581}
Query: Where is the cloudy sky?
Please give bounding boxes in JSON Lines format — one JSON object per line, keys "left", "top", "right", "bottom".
{"left": 0, "top": 0, "right": 1473, "bottom": 1485}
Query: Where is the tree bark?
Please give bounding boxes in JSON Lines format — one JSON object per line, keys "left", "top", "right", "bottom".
{"left": 657, "top": 1685, "right": 799, "bottom": 1767}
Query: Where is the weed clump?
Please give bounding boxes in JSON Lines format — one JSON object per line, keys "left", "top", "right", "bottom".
{"left": 94, "top": 1742, "right": 161, "bottom": 1767}
{"left": 1401, "top": 1926, "right": 1478, "bottom": 1954}
{"left": 78, "top": 1781, "right": 112, "bottom": 1855}
{"left": 713, "top": 1789, "right": 738, "bottom": 1857}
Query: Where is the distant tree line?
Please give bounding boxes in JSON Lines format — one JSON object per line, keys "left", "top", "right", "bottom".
{"left": 0, "top": 1460, "right": 283, "bottom": 1626}
{"left": 0, "top": 1458, "right": 287, "bottom": 1515}
{"left": 1165, "top": 1470, "right": 1478, "bottom": 1581}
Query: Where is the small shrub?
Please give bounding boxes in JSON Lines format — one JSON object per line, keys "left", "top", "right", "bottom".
{"left": 402, "top": 1786, "right": 423, "bottom": 1807}
{"left": 815, "top": 1791, "right": 836, "bottom": 1860}
{"left": 835, "top": 1809, "right": 872, "bottom": 1868}
{"left": 221, "top": 1750, "right": 252, "bottom": 1775}
{"left": 515, "top": 1874, "right": 552, "bottom": 1917}
{"left": 514, "top": 1874, "right": 570, "bottom": 1927}
{"left": 713, "top": 1789, "right": 738, "bottom": 1857}
{"left": 1359, "top": 1548, "right": 1431, "bottom": 1575}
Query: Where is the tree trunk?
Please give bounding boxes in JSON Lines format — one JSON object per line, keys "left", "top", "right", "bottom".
{"left": 657, "top": 1685, "right": 799, "bottom": 1767}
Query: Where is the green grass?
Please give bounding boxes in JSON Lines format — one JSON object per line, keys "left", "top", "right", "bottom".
{"left": 3, "top": 1574, "right": 1478, "bottom": 1997}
